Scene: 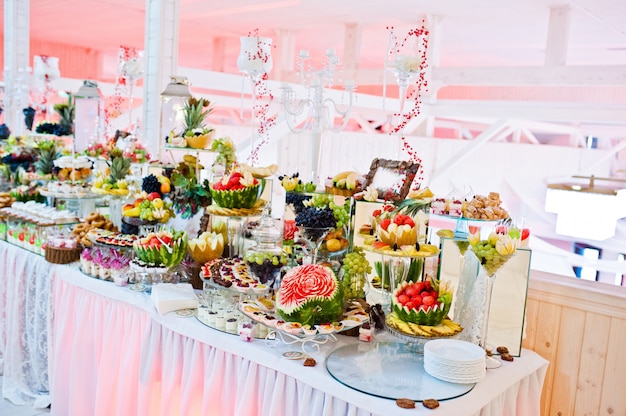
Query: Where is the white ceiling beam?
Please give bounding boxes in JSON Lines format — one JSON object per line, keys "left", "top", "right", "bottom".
{"left": 545, "top": 5, "right": 572, "bottom": 67}
{"left": 431, "top": 65, "right": 626, "bottom": 86}
{"left": 431, "top": 119, "right": 510, "bottom": 181}
{"left": 335, "top": 65, "right": 626, "bottom": 86}
{"left": 425, "top": 100, "right": 626, "bottom": 124}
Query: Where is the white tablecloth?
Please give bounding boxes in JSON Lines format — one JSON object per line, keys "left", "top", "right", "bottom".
{"left": 0, "top": 241, "right": 52, "bottom": 407}
{"left": 50, "top": 262, "right": 549, "bottom": 416}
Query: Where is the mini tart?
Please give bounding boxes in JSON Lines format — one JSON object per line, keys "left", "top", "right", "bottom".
{"left": 317, "top": 323, "right": 334, "bottom": 334}
{"left": 302, "top": 325, "right": 318, "bottom": 336}
{"left": 282, "top": 322, "right": 303, "bottom": 335}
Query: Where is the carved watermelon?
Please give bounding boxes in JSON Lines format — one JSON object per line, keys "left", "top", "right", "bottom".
{"left": 392, "top": 279, "right": 452, "bottom": 326}
{"left": 133, "top": 230, "right": 188, "bottom": 268}
{"left": 211, "top": 182, "right": 263, "bottom": 209}
{"left": 276, "top": 264, "right": 343, "bottom": 326}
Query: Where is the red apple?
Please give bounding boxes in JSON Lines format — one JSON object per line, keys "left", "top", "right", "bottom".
{"left": 147, "top": 192, "right": 161, "bottom": 201}
{"left": 123, "top": 203, "right": 135, "bottom": 211}
{"left": 134, "top": 198, "right": 144, "bottom": 207}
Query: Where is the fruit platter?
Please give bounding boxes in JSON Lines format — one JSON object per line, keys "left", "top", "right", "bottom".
{"left": 360, "top": 209, "right": 440, "bottom": 258}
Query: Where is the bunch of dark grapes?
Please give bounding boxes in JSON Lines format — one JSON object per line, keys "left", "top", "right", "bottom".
{"left": 142, "top": 174, "right": 161, "bottom": 196}
{"left": 285, "top": 192, "right": 311, "bottom": 214}
{"left": 295, "top": 206, "right": 337, "bottom": 240}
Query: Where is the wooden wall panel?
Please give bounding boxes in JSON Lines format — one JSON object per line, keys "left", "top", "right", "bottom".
{"left": 575, "top": 313, "right": 610, "bottom": 415}
{"left": 549, "top": 307, "right": 585, "bottom": 416}
{"left": 599, "top": 318, "right": 626, "bottom": 416}
{"left": 524, "top": 271, "right": 626, "bottom": 416}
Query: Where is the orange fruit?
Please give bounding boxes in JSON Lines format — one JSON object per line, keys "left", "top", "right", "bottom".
{"left": 160, "top": 181, "right": 171, "bottom": 194}
{"left": 325, "top": 238, "right": 341, "bottom": 252}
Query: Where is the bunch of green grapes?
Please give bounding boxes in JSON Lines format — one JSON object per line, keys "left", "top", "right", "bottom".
{"left": 472, "top": 241, "right": 507, "bottom": 276}
{"left": 341, "top": 247, "right": 372, "bottom": 299}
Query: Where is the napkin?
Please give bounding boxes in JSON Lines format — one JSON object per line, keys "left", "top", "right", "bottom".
{"left": 151, "top": 283, "right": 199, "bottom": 315}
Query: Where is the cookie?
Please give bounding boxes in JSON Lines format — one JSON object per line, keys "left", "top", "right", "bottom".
{"left": 303, "top": 357, "right": 316, "bottom": 367}
{"left": 501, "top": 353, "right": 514, "bottom": 362}
{"left": 496, "top": 346, "right": 509, "bottom": 354}
{"left": 422, "top": 398, "right": 440, "bottom": 409}
{"left": 396, "top": 398, "right": 416, "bottom": 409}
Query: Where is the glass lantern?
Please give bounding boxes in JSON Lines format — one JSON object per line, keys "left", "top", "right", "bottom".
{"left": 160, "top": 76, "right": 192, "bottom": 150}
{"left": 74, "top": 80, "right": 105, "bottom": 153}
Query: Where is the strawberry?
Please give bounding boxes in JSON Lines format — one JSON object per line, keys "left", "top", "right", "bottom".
{"left": 521, "top": 228, "right": 530, "bottom": 240}
{"left": 372, "top": 209, "right": 382, "bottom": 218}
{"left": 383, "top": 204, "right": 394, "bottom": 212}
{"left": 380, "top": 218, "right": 391, "bottom": 231}
{"left": 405, "top": 301, "right": 417, "bottom": 310}
{"left": 495, "top": 225, "right": 507, "bottom": 234}
{"left": 402, "top": 217, "right": 415, "bottom": 227}
{"left": 411, "top": 296, "right": 422, "bottom": 307}
{"left": 393, "top": 215, "right": 405, "bottom": 225}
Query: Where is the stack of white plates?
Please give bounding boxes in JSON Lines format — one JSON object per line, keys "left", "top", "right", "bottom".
{"left": 424, "top": 339, "right": 486, "bottom": 384}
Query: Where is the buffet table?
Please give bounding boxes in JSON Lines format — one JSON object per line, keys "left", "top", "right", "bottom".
{"left": 0, "top": 240, "right": 52, "bottom": 408}
{"left": 49, "top": 260, "right": 548, "bottom": 416}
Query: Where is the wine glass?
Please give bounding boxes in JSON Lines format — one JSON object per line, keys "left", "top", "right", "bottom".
{"left": 295, "top": 226, "right": 332, "bottom": 264}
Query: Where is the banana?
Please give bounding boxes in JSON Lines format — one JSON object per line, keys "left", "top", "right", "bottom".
{"left": 346, "top": 172, "right": 359, "bottom": 190}
{"left": 331, "top": 171, "right": 351, "bottom": 182}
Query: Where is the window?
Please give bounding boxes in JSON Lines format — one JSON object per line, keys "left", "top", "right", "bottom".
{"left": 573, "top": 243, "right": 601, "bottom": 281}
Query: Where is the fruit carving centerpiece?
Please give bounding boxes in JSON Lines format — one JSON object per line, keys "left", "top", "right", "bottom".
{"left": 392, "top": 279, "right": 452, "bottom": 326}
{"left": 276, "top": 264, "right": 343, "bottom": 327}
{"left": 132, "top": 229, "right": 187, "bottom": 268}
{"left": 386, "top": 278, "right": 462, "bottom": 338}
{"left": 211, "top": 167, "right": 263, "bottom": 209}
{"left": 188, "top": 231, "right": 225, "bottom": 264}
{"left": 92, "top": 148, "right": 132, "bottom": 196}
{"left": 167, "top": 96, "right": 214, "bottom": 149}
{"left": 377, "top": 213, "right": 418, "bottom": 248}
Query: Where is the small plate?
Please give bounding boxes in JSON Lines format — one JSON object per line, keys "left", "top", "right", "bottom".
{"left": 129, "top": 283, "right": 148, "bottom": 292}
{"left": 175, "top": 308, "right": 196, "bottom": 317}
{"left": 282, "top": 351, "right": 305, "bottom": 360}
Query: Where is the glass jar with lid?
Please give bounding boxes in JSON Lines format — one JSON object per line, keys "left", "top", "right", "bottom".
{"left": 244, "top": 209, "right": 288, "bottom": 290}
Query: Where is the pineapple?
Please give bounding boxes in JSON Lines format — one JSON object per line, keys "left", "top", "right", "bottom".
{"left": 182, "top": 97, "right": 213, "bottom": 137}
{"left": 108, "top": 148, "right": 132, "bottom": 184}
{"left": 34, "top": 140, "right": 58, "bottom": 175}
{"left": 53, "top": 96, "right": 75, "bottom": 136}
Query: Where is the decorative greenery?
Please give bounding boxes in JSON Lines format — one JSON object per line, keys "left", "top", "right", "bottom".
{"left": 34, "top": 139, "right": 59, "bottom": 175}
{"left": 170, "top": 155, "right": 212, "bottom": 218}
{"left": 182, "top": 97, "right": 214, "bottom": 137}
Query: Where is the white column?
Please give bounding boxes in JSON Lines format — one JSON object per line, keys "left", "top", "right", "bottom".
{"left": 273, "top": 29, "right": 295, "bottom": 82}
{"left": 142, "top": 0, "right": 180, "bottom": 159}
{"left": 545, "top": 5, "right": 571, "bottom": 67}
{"left": 343, "top": 23, "right": 361, "bottom": 82}
{"left": 3, "top": 0, "right": 30, "bottom": 136}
